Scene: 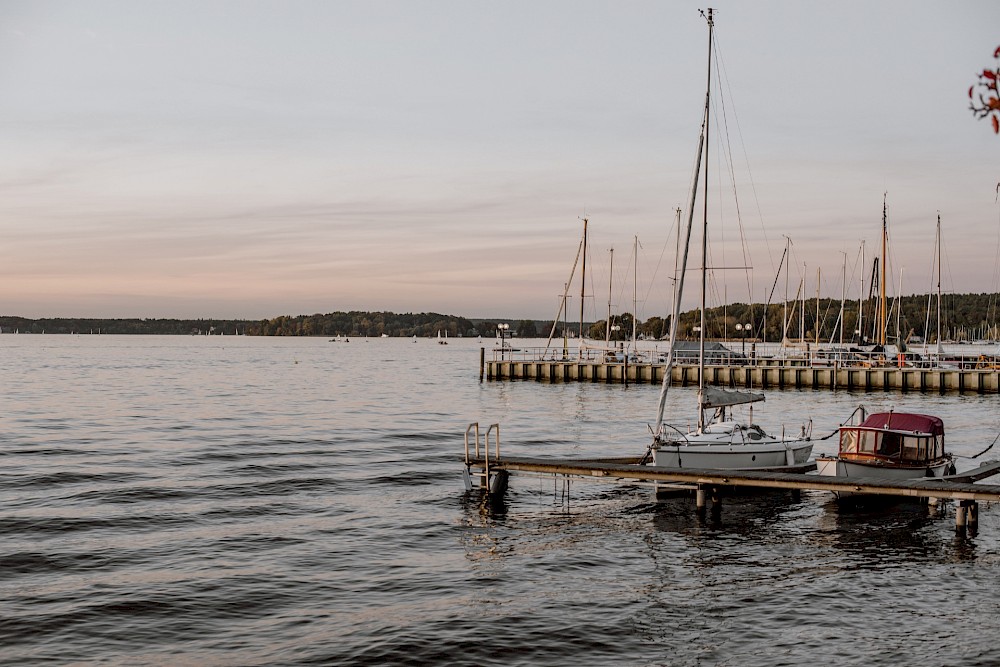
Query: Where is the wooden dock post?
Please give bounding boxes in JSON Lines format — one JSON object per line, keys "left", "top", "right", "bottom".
{"left": 956, "top": 502, "right": 968, "bottom": 530}
{"left": 479, "top": 347, "right": 485, "bottom": 382}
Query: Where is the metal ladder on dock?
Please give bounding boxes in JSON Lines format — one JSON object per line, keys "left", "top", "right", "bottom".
{"left": 464, "top": 422, "right": 508, "bottom": 497}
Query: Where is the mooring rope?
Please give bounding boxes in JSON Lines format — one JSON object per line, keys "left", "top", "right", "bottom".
{"left": 959, "top": 431, "right": 1000, "bottom": 460}
{"left": 812, "top": 404, "right": 869, "bottom": 441}
{"left": 814, "top": 428, "right": 841, "bottom": 442}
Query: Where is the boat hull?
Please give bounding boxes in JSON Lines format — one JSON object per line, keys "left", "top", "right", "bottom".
{"left": 652, "top": 441, "right": 813, "bottom": 470}
{"left": 816, "top": 456, "right": 953, "bottom": 499}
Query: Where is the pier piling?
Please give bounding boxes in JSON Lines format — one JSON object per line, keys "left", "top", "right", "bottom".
{"left": 484, "top": 356, "right": 1000, "bottom": 395}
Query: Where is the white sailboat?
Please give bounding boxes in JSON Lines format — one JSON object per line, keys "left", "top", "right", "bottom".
{"left": 648, "top": 8, "right": 812, "bottom": 470}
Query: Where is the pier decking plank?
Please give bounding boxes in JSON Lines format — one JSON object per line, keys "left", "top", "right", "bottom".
{"left": 466, "top": 456, "right": 1000, "bottom": 502}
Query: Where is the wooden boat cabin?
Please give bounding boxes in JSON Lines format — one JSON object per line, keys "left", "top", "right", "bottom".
{"left": 838, "top": 412, "right": 946, "bottom": 467}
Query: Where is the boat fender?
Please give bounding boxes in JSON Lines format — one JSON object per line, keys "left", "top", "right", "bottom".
{"left": 947, "top": 462, "right": 957, "bottom": 476}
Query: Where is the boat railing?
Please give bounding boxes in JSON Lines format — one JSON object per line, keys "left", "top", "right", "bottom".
{"left": 656, "top": 423, "right": 692, "bottom": 446}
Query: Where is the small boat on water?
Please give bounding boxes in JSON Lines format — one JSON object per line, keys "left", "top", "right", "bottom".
{"left": 653, "top": 387, "right": 813, "bottom": 469}
{"left": 817, "top": 409, "right": 954, "bottom": 498}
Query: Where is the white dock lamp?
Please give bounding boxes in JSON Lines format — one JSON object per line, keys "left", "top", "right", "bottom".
{"left": 498, "top": 323, "right": 510, "bottom": 359}
{"left": 737, "top": 322, "right": 750, "bottom": 354}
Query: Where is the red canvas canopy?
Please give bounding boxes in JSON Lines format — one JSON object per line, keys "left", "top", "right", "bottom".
{"left": 858, "top": 412, "right": 944, "bottom": 436}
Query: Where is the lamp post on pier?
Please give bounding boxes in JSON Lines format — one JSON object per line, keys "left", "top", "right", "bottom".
{"left": 736, "top": 322, "right": 750, "bottom": 354}
{"left": 498, "top": 323, "right": 510, "bottom": 360}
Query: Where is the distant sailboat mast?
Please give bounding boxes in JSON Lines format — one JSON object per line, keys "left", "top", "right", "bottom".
{"left": 880, "top": 194, "right": 888, "bottom": 347}
{"left": 815, "top": 266, "right": 821, "bottom": 345}
{"left": 543, "top": 222, "right": 585, "bottom": 353}
{"left": 859, "top": 240, "right": 865, "bottom": 343}
{"left": 782, "top": 235, "right": 791, "bottom": 343}
{"left": 936, "top": 212, "right": 943, "bottom": 355}
{"left": 839, "top": 251, "right": 847, "bottom": 347}
{"left": 579, "top": 217, "right": 588, "bottom": 342}
{"left": 632, "top": 235, "right": 639, "bottom": 350}
{"left": 606, "top": 246, "right": 614, "bottom": 348}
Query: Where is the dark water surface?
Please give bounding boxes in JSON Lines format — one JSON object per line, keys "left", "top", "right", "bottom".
{"left": 3, "top": 335, "right": 999, "bottom": 666}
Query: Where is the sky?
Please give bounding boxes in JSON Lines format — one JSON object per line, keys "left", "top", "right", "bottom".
{"left": 1, "top": 0, "right": 998, "bottom": 321}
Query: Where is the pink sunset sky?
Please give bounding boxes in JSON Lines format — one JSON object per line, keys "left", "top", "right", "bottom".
{"left": 1, "top": 0, "right": 998, "bottom": 322}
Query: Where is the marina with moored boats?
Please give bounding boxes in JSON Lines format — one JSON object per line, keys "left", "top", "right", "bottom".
{"left": 465, "top": 8, "right": 1000, "bottom": 538}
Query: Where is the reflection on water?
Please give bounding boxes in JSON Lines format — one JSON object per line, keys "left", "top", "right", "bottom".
{"left": 813, "top": 498, "right": 957, "bottom": 562}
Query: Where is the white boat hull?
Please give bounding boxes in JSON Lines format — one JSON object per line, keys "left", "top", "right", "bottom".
{"left": 816, "top": 456, "right": 952, "bottom": 498}
{"left": 652, "top": 440, "right": 813, "bottom": 470}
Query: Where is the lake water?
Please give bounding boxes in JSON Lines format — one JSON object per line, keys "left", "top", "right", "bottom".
{"left": 3, "top": 335, "right": 999, "bottom": 666}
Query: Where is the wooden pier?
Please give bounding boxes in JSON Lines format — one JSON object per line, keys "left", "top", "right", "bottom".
{"left": 484, "top": 358, "right": 1000, "bottom": 394}
{"left": 462, "top": 425, "right": 1000, "bottom": 532}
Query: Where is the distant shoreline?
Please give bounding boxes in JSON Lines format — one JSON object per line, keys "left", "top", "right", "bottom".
{"left": 3, "top": 292, "right": 999, "bottom": 341}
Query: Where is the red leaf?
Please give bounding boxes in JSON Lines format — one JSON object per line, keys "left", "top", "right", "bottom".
{"left": 985, "top": 70, "right": 998, "bottom": 81}
{"left": 970, "top": 85, "right": 976, "bottom": 98}
{"left": 990, "top": 98, "right": 1000, "bottom": 110}
{"left": 995, "top": 45, "right": 1000, "bottom": 58}
{"left": 993, "top": 114, "right": 1000, "bottom": 134}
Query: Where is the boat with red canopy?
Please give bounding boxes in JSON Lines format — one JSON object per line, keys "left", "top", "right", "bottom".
{"left": 817, "top": 409, "right": 954, "bottom": 495}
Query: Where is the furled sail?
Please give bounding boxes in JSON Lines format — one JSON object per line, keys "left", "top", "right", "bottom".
{"left": 699, "top": 386, "right": 764, "bottom": 409}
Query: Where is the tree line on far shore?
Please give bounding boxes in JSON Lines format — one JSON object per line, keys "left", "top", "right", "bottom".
{"left": 2, "top": 292, "right": 999, "bottom": 342}
{"left": 0, "top": 317, "right": 251, "bottom": 336}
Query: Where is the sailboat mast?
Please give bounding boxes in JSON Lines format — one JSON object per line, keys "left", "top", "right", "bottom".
{"left": 896, "top": 266, "right": 903, "bottom": 349}
{"left": 633, "top": 235, "right": 639, "bottom": 348}
{"left": 563, "top": 283, "right": 568, "bottom": 352}
{"left": 697, "top": 6, "right": 714, "bottom": 433}
{"left": 936, "top": 212, "right": 943, "bottom": 355}
{"left": 579, "top": 217, "right": 588, "bottom": 341}
{"left": 859, "top": 240, "right": 865, "bottom": 343}
{"left": 606, "top": 246, "right": 614, "bottom": 347}
{"left": 783, "top": 235, "right": 790, "bottom": 342}
{"left": 840, "top": 251, "right": 847, "bottom": 347}
{"left": 816, "top": 266, "right": 821, "bottom": 345}
{"left": 880, "top": 195, "right": 888, "bottom": 347}
{"left": 544, "top": 231, "right": 584, "bottom": 353}
{"left": 653, "top": 13, "right": 712, "bottom": 438}
{"left": 800, "top": 264, "right": 805, "bottom": 343}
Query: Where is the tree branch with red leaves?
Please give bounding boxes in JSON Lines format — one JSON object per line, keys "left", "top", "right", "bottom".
{"left": 970, "top": 46, "right": 1000, "bottom": 134}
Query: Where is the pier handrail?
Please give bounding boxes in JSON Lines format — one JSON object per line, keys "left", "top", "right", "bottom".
{"left": 488, "top": 344, "right": 1000, "bottom": 370}
{"left": 464, "top": 422, "right": 481, "bottom": 464}
{"left": 484, "top": 423, "right": 500, "bottom": 485}
{"left": 485, "top": 423, "right": 500, "bottom": 462}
